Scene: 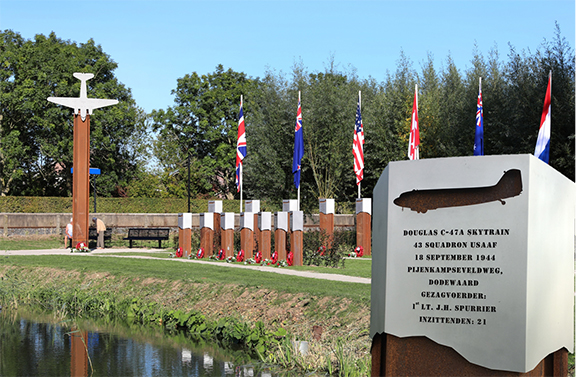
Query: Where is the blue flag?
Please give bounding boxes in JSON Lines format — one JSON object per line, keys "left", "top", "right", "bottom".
{"left": 292, "top": 95, "right": 304, "bottom": 188}
{"left": 474, "top": 78, "right": 484, "bottom": 156}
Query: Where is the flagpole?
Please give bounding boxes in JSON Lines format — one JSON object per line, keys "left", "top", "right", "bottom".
{"left": 297, "top": 90, "right": 301, "bottom": 211}
{"left": 415, "top": 84, "right": 419, "bottom": 160}
{"left": 239, "top": 94, "right": 243, "bottom": 213}
{"left": 358, "top": 90, "right": 361, "bottom": 199}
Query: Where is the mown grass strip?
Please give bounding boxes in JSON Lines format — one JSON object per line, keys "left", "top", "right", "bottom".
{"left": 0, "top": 255, "right": 371, "bottom": 303}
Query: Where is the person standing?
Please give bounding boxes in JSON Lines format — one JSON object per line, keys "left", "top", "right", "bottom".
{"left": 64, "top": 218, "right": 73, "bottom": 248}
{"left": 92, "top": 217, "right": 106, "bottom": 249}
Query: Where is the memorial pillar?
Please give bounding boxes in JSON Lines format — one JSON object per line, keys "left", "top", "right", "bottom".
{"left": 220, "top": 212, "right": 235, "bottom": 258}
{"left": 289, "top": 210, "right": 303, "bottom": 266}
{"left": 274, "top": 211, "right": 288, "bottom": 260}
{"left": 319, "top": 198, "right": 334, "bottom": 249}
{"left": 200, "top": 212, "right": 214, "bottom": 255}
{"left": 178, "top": 213, "right": 192, "bottom": 257}
{"left": 355, "top": 198, "right": 372, "bottom": 256}
{"left": 208, "top": 200, "right": 222, "bottom": 251}
{"left": 245, "top": 200, "right": 260, "bottom": 257}
{"left": 370, "top": 155, "right": 574, "bottom": 377}
{"left": 258, "top": 212, "right": 272, "bottom": 259}
{"left": 72, "top": 112, "right": 90, "bottom": 246}
{"left": 240, "top": 212, "right": 254, "bottom": 259}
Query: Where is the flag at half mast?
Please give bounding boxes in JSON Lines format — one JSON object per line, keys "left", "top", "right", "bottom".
{"left": 353, "top": 91, "right": 364, "bottom": 184}
{"left": 235, "top": 96, "right": 247, "bottom": 191}
{"left": 408, "top": 84, "right": 420, "bottom": 160}
{"left": 534, "top": 72, "right": 551, "bottom": 164}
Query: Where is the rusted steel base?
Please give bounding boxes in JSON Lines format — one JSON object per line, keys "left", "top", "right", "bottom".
{"left": 70, "top": 329, "right": 88, "bottom": 377}
{"left": 240, "top": 228, "right": 253, "bottom": 259}
{"left": 178, "top": 228, "right": 191, "bottom": 257}
{"left": 200, "top": 227, "right": 213, "bottom": 255}
{"left": 72, "top": 113, "right": 90, "bottom": 246}
{"left": 290, "top": 230, "right": 303, "bottom": 266}
{"left": 275, "top": 229, "right": 287, "bottom": 260}
{"left": 259, "top": 229, "right": 271, "bottom": 259}
{"left": 356, "top": 211, "right": 372, "bottom": 256}
{"left": 319, "top": 212, "right": 334, "bottom": 249}
{"left": 371, "top": 333, "right": 568, "bottom": 377}
{"left": 221, "top": 229, "right": 234, "bottom": 258}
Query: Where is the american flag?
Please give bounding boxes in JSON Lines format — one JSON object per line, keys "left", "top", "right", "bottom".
{"left": 408, "top": 84, "right": 420, "bottom": 160}
{"left": 534, "top": 72, "right": 551, "bottom": 164}
{"left": 292, "top": 93, "right": 304, "bottom": 189}
{"left": 352, "top": 92, "right": 364, "bottom": 184}
{"left": 474, "top": 78, "right": 484, "bottom": 156}
{"left": 235, "top": 96, "right": 247, "bottom": 191}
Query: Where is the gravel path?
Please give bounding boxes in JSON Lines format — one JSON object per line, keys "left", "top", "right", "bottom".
{"left": 1, "top": 248, "right": 371, "bottom": 285}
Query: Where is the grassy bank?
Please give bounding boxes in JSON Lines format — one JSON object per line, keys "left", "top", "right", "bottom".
{"left": 0, "top": 254, "right": 371, "bottom": 375}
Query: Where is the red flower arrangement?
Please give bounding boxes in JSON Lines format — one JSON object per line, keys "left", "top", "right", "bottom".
{"left": 217, "top": 249, "right": 225, "bottom": 260}
{"left": 287, "top": 251, "right": 294, "bottom": 266}
{"left": 355, "top": 246, "right": 364, "bottom": 257}
{"left": 237, "top": 249, "right": 245, "bottom": 263}
{"left": 175, "top": 247, "right": 183, "bottom": 258}
{"left": 318, "top": 246, "right": 326, "bottom": 256}
{"left": 255, "top": 250, "right": 263, "bottom": 264}
{"left": 271, "top": 251, "right": 278, "bottom": 264}
{"left": 197, "top": 247, "right": 205, "bottom": 259}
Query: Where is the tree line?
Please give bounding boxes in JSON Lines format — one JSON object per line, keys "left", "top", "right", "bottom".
{"left": 1, "top": 25, "right": 574, "bottom": 213}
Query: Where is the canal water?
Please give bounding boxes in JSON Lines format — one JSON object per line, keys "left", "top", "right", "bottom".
{"left": 0, "top": 310, "right": 275, "bottom": 376}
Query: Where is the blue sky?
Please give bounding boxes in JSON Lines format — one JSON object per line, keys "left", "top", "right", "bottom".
{"left": 1, "top": 0, "right": 575, "bottom": 114}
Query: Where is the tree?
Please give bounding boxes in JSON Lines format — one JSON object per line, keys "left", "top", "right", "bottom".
{"left": 0, "top": 30, "right": 146, "bottom": 196}
{"left": 151, "top": 65, "right": 254, "bottom": 199}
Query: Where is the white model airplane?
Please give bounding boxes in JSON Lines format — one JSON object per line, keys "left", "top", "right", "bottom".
{"left": 47, "top": 73, "right": 118, "bottom": 120}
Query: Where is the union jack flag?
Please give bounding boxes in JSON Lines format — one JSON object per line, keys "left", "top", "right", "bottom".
{"left": 352, "top": 92, "right": 364, "bottom": 184}
{"left": 474, "top": 78, "right": 484, "bottom": 156}
{"left": 235, "top": 96, "right": 247, "bottom": 191}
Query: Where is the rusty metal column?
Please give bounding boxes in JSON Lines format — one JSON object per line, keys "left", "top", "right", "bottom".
{"left": 356, "top": 198, "right": 372, "bottom": 256}
{"left": 258, "top": 212, "right": 272, "bottom": 259}
{"left": 274, "top": 211, "right": 288, "bottom": 260}
{"left": 319, "top": 198, "right": 335, "bottom": 250}
{"left": 72, "top": 112, "right": 90, "bottom": 246}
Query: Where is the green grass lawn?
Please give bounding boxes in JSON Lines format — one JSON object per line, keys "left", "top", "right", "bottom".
{"left": 0, "top": 255, "right": 371, "bottom": 303}
{"left": 0, "top": 235, "right": 63, "bottom": 250}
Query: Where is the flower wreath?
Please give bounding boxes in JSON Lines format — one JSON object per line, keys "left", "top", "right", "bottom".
{"left": 355, "top": 246, "right": 364, "bottom": 258}
{"left": 287, "top": 251, "right": 294, "bottom": 266}
{"left": 318, "top": 246, "right": 326, "bottom": 256}
{"left": 271, "top": 251, "right": 278, "bottom": 264}
{"left": 254, "top": 250, "right": 263, "bottom": 264}
{"left": 217, "top": 249, "right": 225, "bottom": 260}
{"left": 197, "top": 247, "right": 205, "bottom": 259}
{"left": 73, "top": 242, "right": 89, "bottom": 253}
{"left": 236, "top": 249, "right": 245, "bottom": 263}
{"left": 175, "top": 247, "right": 183, "bottom": 258}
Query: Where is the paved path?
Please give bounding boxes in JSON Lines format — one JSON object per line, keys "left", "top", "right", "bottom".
{"left": 1, "top": 248, "right": 371, "bottom": 285}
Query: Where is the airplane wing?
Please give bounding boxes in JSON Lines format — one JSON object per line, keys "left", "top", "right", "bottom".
{"left": 85, "top": 98, "right": 119, "bottom": 110}
{"left": 47, "top": 97, "right": 80, "bottom": 108}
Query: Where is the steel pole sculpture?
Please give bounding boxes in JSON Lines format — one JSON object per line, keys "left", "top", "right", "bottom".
{"left": 48, "top": 73, "right": 118, "bottom": 247}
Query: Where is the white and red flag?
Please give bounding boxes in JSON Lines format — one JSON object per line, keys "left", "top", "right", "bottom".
{"left": 534, "top": 72, "right": 551, "bottom": 164}
{"left": 353, "top": 91, "right": 364, "bottom": 185}
{"left": 408, "top": 84, "right": 420, "bottom": 160}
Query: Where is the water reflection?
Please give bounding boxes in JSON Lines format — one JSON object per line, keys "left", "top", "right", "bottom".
{"left": 0, "top": 310, "right": 274, "bottom": 377}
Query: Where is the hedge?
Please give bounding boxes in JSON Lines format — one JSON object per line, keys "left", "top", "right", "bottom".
{"left": 0, "top": 197, "right": 284, "bottom": 214}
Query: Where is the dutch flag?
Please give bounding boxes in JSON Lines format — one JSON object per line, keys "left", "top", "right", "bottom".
{"left": 534, "top": 72, "right": 551, "bottom": 164}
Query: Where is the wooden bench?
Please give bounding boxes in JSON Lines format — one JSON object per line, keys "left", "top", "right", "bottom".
{"left": 123, "top": 228, "right": 170, "bottom": 248}
{"left": 67, "top": 227, "right": 112, "bottom": 248}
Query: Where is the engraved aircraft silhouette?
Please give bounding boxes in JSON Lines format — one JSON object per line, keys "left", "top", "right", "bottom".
{"left": 47, "top": 73, "right": 118, "bottom": 120}
{"left": 393, "top": 169, "right": 523, "bottom": 214}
